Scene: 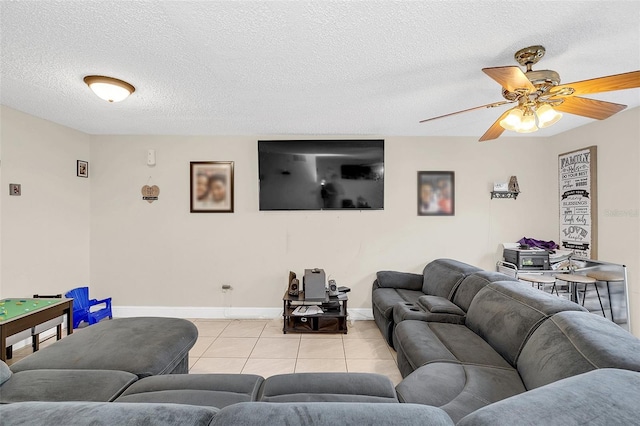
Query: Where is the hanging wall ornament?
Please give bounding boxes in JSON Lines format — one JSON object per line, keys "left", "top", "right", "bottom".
{"left": 141, "top": 184, "right": 160, "bottom": 203}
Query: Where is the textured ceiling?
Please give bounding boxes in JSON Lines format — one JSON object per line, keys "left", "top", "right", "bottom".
{"left": 1, "top": 1, "right": 639, "bottom": 137}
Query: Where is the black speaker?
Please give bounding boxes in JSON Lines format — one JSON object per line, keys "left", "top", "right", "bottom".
{"left": 288, "top": 271, "right": 299, "bottom": 296}
{"left": 328, "top": 279, "right": 339, "bottom": 297}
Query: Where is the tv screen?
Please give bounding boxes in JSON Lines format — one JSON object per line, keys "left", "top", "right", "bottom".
{"left": 258, "top": 140, "right": 384, "bottom": 211}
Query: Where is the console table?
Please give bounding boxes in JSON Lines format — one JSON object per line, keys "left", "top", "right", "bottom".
{"left": 282, "top": 291, "right": 348, "bottom": 334}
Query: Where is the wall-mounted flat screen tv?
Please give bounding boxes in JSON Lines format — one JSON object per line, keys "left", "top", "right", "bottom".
{"left": 258, "top": 140, "right": 384, "bottom": 211}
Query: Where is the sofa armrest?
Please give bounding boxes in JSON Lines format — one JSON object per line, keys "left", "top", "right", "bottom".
{"left": 376, "top": 271, "right": 423, "bottom": 290}
{"left": 211, "top": 402, "right": 455, "bottom": 426}
{"left": 457, "top": 369, "right": 640, "bottom": 426}
{"left": 0, "top": 402, "right": 219, "bottom": 426}
{"left": 417, "top": 296, "right": 465, "bottom": 316}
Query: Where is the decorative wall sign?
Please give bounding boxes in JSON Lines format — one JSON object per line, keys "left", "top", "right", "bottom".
{"left": 141, "top": 185, "right": 160, "bottom": 203}
{"left": 558, "top": 146, "right": 597, "bottom": 259}
{"left": 190, "top": 161, "right": 234, "bottom": 213}
{"left": 417, "top": 171, "right": 455, "bottom": 216}
{"left": 77, "top": 160, "right": 89, "bottom": 178}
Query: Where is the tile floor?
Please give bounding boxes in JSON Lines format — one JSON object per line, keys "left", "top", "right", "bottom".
{"left": 188, "top": 319, "right": 402, "bottom": 385}
{"left": 7, "top": 319, "right": 402, "bottom": 385}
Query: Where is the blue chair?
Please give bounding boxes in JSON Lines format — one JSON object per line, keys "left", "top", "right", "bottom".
{"left": 65, "top": 287, "right": 113, "bottom": 329}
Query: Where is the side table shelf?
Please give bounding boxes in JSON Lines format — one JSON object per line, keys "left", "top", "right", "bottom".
{"left": 282, "top": 291, "right": 348, "bottom": 334}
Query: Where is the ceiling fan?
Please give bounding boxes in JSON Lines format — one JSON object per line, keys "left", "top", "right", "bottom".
{"left": 420, "top": 45, "right": 640, "bottom": 141}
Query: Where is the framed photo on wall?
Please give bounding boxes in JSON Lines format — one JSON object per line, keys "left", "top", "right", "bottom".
{"left": 417, "top": 171, "right": 455, "bottom": 216}
{"left": 190, "top": 161, "right": 234, "bottom": 213}
{"left": 77, "top": 160, "right": 89, "bottom": 178}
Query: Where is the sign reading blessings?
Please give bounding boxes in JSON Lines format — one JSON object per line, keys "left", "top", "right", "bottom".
{"left": 558, "top": 146, "right": 597, "bottom": 259}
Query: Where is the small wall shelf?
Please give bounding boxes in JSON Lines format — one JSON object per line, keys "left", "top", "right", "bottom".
{"left": 491, "top": 191, "right": 520, "bottom": 200}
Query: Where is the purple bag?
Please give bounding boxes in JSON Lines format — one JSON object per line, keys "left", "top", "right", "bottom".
{"left": 517, "top": 237, "right": 559, "bottom": 251}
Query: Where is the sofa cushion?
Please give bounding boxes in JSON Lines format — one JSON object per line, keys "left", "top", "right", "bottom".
{"left": 0, "top": 369, "right": 137, "bottom": 403}
{"left": 465, "top": 281, "right": 587, "bottom": 366}
{"left": 116, "top": 373, "right": 264, "bottom": 408}
{"left": 0, "top": 402, "right": 218, "bottom": 426}
{"left": 421, "top": 259, "right": 481, "bottom": 298}
{"left": 0, "top": 361, "right": 11, "bottom": 386}
{"left": 394, "top": 321, "right": 511, "bottom": 377}
{"left": 376, "top": 271, "right": 423, "bottom": 290}
{"left": 518, "top": 311, "right": 640, "bottom": 390}
{"left": 417, "top": 296, "right": 466, "bottom": 315}
{"left": 457, "top": 369, "right": 640, "bottom": 426}
{"left": 10, "top": 317, "right": 198, "bottom": 378}
{"left": 210, "top": 402, "right": 455, "bottom": 426}
{"left": 395, "top": 362, "right": 526, "bottom": 423}
{"left": 258, "top": 372, "right": 398, "bottom": 403}
{"left": 452, "top": 271, "right": 518, "bottom": 312}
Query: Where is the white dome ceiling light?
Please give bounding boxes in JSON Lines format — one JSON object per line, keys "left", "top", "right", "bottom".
{"left": 84, "top": 75, "right": 135, "bottom": 103}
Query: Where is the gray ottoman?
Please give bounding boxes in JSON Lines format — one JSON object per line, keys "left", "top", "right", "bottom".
{"left": 115, "top": 374, "right": 264, "bottom": 408}
{"left": 10, "top": 317, "right": 198, "bottom": 378}
{"left": 258, "top": 372, "right": 399, "bottom": 403}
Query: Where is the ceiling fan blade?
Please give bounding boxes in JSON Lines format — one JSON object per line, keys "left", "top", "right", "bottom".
{"left": 554, "top": 97, "right": 627, "bottom": 120}
{"left": 479, "top": 109, "right": 512, "bottom": 142}
{"left": 419, "top": 101, "right": 512, "bottom": 123}
{"left": 551, "top": 70, "right": 640, "bottom": 97}
{"left": 482, "top": 66, "right": 536, "bottom": 93}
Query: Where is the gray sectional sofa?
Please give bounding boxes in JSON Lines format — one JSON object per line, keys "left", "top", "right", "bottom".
{"left": 375, "top": 258, "right": 640, "bottom": 422}
{"left": 373, "top": 259, "right": 482, "bottom": 346}
{"left": 2, "top": 259, "right": 640, "bottom": 425}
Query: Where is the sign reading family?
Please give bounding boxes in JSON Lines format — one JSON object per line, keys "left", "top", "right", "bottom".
{"left": 558, "top": 146, "right": 597, "bottom": 259}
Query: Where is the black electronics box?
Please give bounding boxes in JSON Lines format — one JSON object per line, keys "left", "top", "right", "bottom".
{"left": 504, "top": 248, "right": 550, "bottom": 270}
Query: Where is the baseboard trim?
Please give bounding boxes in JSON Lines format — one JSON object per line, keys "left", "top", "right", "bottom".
{"left": 8, "top": 307, "right": 373, "bottom": 352}
{"left": 112, "top": 306, "right": 374, "bottom": 320}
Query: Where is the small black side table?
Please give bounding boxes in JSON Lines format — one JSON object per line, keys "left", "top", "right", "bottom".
{"left": 282, "top": 291, "right": 348, "bottom": 334}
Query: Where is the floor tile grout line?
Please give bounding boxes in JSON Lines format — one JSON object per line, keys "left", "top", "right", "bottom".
{"left": 244, "top": 327, "right": 265, "bottom": 361}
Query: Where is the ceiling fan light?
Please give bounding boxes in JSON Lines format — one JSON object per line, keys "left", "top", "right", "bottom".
{"left": 84, "top": 75, "right": 135, "bottom": 102}
{"left": 499, "top": 108, "right": 523, "bottom": 131}
{"left": 536, "top": 104, "right": 563, "bottom": 128}
{"left": 516, "top": 113, "right": 538, "bottom": 133}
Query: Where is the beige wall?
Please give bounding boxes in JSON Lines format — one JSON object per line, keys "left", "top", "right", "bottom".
{"left": 550, "top": 108, "right": 640, "bottom": 333}
{"left": 1, "top": 105, "right": 638, "bottom": 335}
{"left": 88, "top": 134, "right": 557, "bottom": 312}
{"left": 0, "top": 106, "right": 91, "bottom": 297}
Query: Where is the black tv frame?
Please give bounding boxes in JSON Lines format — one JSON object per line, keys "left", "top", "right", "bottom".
{"left": 258, "top": 139, "right": 385, "bottom": 211}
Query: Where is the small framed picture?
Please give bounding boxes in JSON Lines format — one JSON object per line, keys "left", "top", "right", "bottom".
{"left": 418, "top": 171, "right": 455, "bottom": 216}
{"left": 77, "top": 160, "right": 89, "bottom": 178}
{"left": 190, "top": 161, "right": 234, "bottom": 213}
{"left": 9, "top": 183, "right": 21, "bottom": 196}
